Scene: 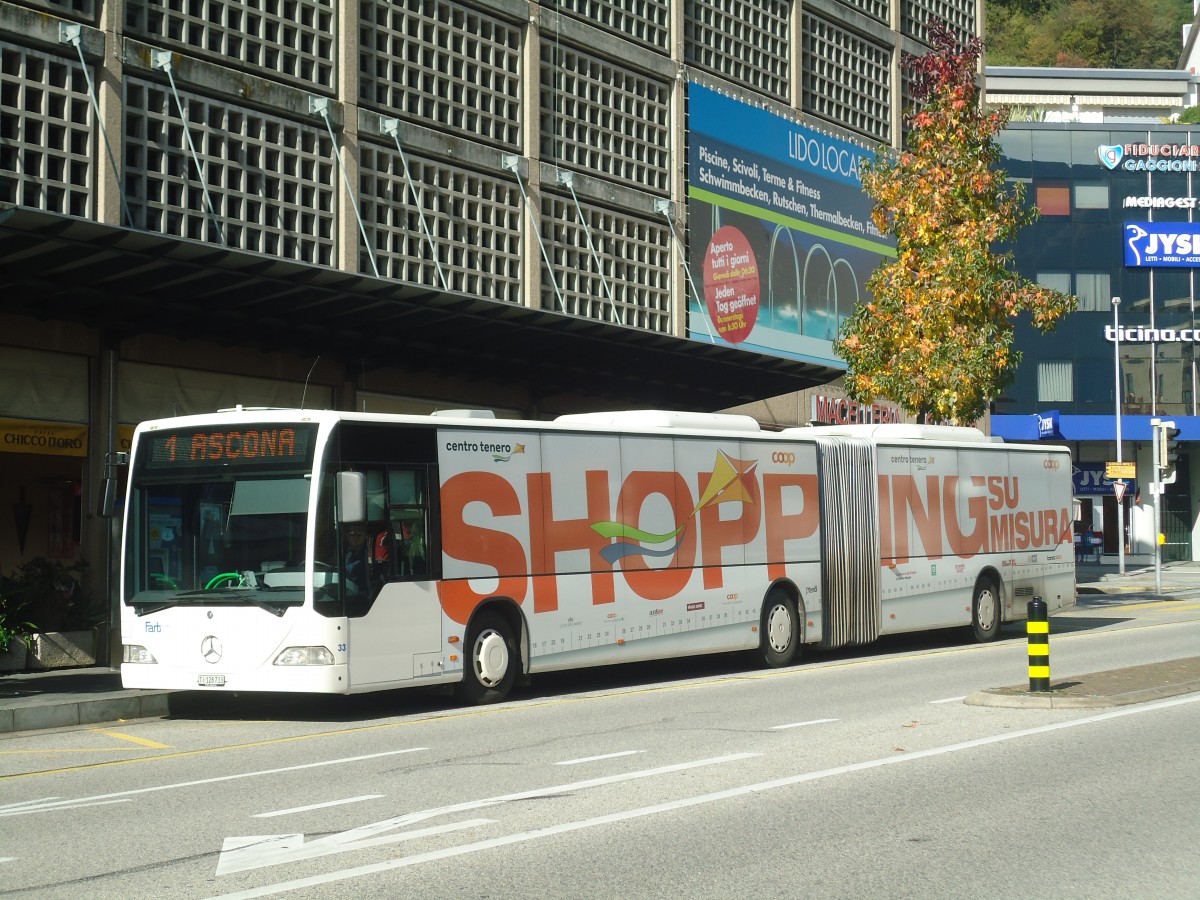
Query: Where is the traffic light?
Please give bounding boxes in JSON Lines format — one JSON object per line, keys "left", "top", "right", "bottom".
{"left": 1164, "top": 424, "right": 1182, "bottom": 480}
{"left": 1156, "top": 420, "right": 1181, "bottom": 481}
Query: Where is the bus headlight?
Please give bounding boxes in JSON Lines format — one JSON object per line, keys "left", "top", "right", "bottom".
{"left": 123, "top": 645, "right": 157, "bottom": 664}
{"left": 273, "top": 646, "right": 335, "bottom": 666}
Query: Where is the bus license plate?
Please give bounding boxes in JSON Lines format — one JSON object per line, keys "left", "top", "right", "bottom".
{"left": 197, "top": 675, "right": 225, "bottom": 686}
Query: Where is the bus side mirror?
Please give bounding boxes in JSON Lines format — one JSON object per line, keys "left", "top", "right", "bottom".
{"left": 337, "top": 471, "right": 367, "bottom": 524}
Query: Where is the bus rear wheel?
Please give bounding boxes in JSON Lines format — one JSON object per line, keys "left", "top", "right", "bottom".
{"left": 971, "top": 577, "right": 1002, "bottom": 643}
{"left": 458, "top": 611, "right": 518, "bottom": 705}
{"left": 757, "top": 590, "right": 799, "bottom": 668}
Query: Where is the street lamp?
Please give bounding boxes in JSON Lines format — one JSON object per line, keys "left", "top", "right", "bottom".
{"left": 1113, "top": 296, "right": 1125, "bottom": 576}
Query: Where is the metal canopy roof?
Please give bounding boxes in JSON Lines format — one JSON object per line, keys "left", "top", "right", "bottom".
{"left": 0, "top": 205, "right": 842, "bottom": 412}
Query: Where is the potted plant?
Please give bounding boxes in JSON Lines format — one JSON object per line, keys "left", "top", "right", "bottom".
{"left": 3, "top": 557, "right": 89, "bottom": 633}
{"left": 0, "top": 595, "right": 36, "bottom": 673}
{"left": 2, "top": 558, "right": 102, "bottom": 669}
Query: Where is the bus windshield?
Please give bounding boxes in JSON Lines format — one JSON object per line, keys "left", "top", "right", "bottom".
{"left": 122, "top": 424, "right": 322, "bottom": 614}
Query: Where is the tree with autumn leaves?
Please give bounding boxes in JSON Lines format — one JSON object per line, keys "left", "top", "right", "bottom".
{"left": 834, "top": 21, "right": 1076, "bottom": 425}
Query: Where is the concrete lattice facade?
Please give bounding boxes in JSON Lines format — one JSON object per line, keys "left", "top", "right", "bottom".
{"left": 4, "top": 0, "right": 979, "bottom": 319}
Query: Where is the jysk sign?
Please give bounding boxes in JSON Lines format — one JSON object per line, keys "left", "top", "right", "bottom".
{"left": 1074, "top": 462, "right": 1136, "bottom": 497}
{"left": 1124, "top": 222, "right": 1200, "bottom": 267}
{"left": 1036, "top": 410, "right": 1060, "bottom": 439}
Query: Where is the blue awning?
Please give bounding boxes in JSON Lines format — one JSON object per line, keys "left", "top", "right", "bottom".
{"left": 991, "top": 414, "right": 1197, "bottom": 442}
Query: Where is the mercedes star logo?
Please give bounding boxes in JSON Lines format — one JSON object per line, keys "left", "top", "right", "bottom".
{"left": 200, "top": 635, "right": 223, "bottom": 664}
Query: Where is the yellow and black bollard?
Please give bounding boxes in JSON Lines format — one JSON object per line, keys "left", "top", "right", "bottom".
{"left": 1027, "top": 596, "right": 1050, "bottom": 692}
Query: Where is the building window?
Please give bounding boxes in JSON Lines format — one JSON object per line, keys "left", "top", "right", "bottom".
{"left": 1035, "top": 184, "right": 1070, "bottom": 216}
{"left": 1036, "top": 271, "right": 1109, "bottom": 311}
{"left": 1038, "top": 361, "right": 1074, "bottom": 402}
{"left": 1074, "top": 272, "right": 1112, "bottom": 311}
{"left": 1074, "top": 183, "right": 1109, "bottom": 209}
{"left": 1036, "top": 272, "right": 1071, "bottom": 294}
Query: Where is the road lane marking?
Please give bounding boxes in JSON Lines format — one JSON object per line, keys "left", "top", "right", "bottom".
{"left": 555, "top": 751, "right": 642, "bottom": 766}
{"left": 0, "top": 797, "right": 130, "bottom": 817}
{"left": 89, "top": 728, "right": 171, "bottom": 749}
{"left": 207, "top": 693, "right": 1200, "bottom": 899}
{"left": 929, "top": 696, "right": 966, "bottom": 704}
{"left": 218, "top": 819, "right": 494, "bottom": 874}
{"left": 0, "top": 748, "right": 426, "bottom": 817}
{"left": 770, "top": 718, "right": 838, "bottom": 730}
{"left": 218, "top": 752, "right": 757, "bottom": 875}
{"left": 254, "top": 796, "right": 385, "bottom": 818}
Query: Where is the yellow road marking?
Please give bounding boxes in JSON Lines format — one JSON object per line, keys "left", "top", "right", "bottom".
{"left": 89, "top": 728, "right": 171, "bottom": 749}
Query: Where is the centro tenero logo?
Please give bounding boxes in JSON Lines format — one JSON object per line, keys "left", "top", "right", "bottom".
{"left": 444, "top": 439, "right": 526, "bottom": 463}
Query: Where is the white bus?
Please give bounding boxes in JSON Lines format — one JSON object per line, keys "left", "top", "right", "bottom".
{"left": 116, "top": 407, "right": 1075, "bottom": 703}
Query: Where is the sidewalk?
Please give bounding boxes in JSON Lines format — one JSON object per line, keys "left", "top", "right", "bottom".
{"left": 1074, "top": 554, "right": 1200, "bottom": 595}
{"left": 3, "top": 563, "right": 1200, "bottom": 733}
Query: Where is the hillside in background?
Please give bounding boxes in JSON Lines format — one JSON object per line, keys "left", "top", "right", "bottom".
{"left": 985, "top": 0, "right": 1191, "bottom": 68}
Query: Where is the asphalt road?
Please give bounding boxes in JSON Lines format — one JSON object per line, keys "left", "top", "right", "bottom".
{"left": 1, "top": 598, "right": 1198, "bottom": 899}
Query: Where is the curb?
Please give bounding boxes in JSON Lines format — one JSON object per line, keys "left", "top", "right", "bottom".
{"left": 965, "top": 680, "right": 1200, "bottom": 708}
{"left": 0, "top": 691, "right": 173, "bottom": 735}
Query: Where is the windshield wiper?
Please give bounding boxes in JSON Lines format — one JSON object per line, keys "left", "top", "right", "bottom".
{"left": 237, "top": 592, "right": 287, "bottom": 617}
{"left": 135, "top": 599, "right": 182, "bottom": 616}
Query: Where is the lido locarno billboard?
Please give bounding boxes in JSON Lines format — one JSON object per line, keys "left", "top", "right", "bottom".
{"left": 686, "top": 82, "right": 894, "bottom": 364}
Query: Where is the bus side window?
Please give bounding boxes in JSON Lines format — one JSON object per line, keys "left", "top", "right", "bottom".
{"left": 388, "top": 468, "right": 429, "bottom": 580}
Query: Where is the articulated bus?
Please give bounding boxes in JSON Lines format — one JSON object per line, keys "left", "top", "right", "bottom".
{"left": 117, "top": 407, "right": 1075, "bottom": 703}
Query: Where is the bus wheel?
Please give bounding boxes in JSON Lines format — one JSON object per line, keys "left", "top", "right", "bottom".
{"left": 458, "top": 611, "right": 518, "bottom": 705}
{"left": 971, "top": 578, "right": 1002, "bottom": 643}
{"left": 758, "top": 590, "right": 798, "bottom": 668}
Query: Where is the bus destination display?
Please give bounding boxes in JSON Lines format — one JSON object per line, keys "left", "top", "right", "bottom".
{"left": 143, "top": 425, "right": 316, "bottom": 469}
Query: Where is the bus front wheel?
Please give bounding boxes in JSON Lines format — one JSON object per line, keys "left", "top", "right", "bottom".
{"left": 757, "top": 590, "right": 799, "bottom": 668}
{"left": 971, "top": 577, "right": 1002, "bottom": 643}
{"left": 458, "top": 611, "right": 518, "bottom": 705}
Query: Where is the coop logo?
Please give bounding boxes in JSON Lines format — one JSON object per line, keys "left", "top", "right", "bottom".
{"left": 1124, "top": 222, "right": 1200, "bottom": 267}
{"left": 771, "top": 451, "right": 796, "bottom": 465}
{"left": 1098, "top": 145, "right": 1123, "bottom": 169}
